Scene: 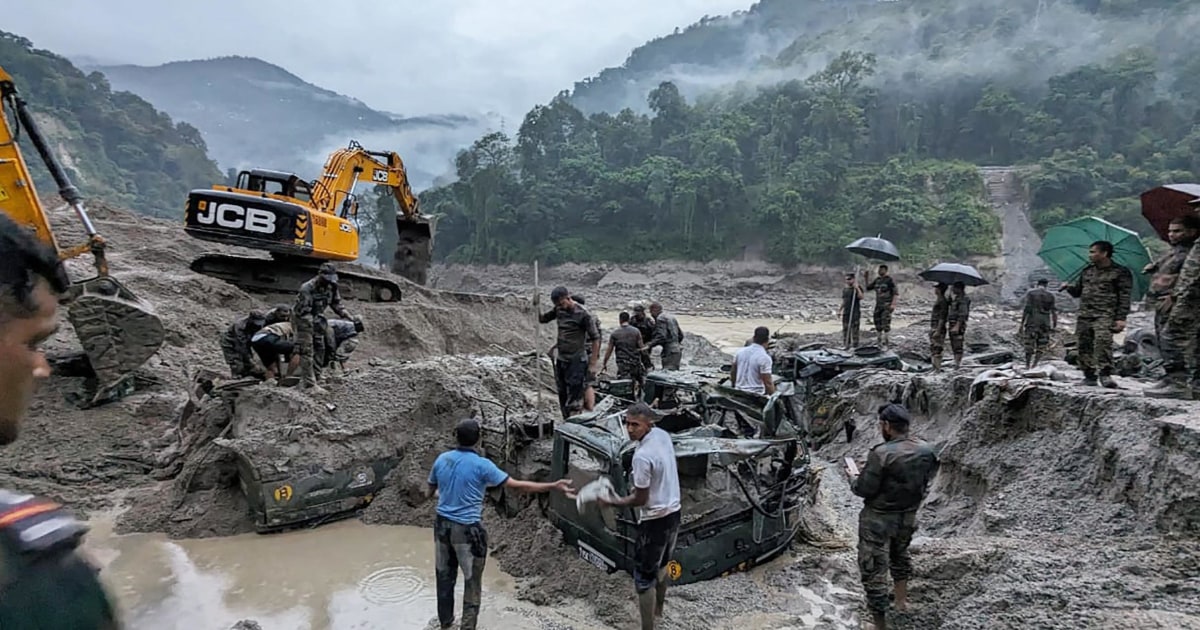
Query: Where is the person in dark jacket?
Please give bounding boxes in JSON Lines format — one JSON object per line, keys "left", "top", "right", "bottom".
{"left": 846, "top": 403, "right": 940, "bottom": 630}
{"left": 0, "top": 213, "right": 119, "bottom": 629}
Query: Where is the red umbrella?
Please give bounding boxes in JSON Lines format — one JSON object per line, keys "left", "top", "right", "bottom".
{"left": 1140, "top": 184, "right": 1200, "bottom": 241}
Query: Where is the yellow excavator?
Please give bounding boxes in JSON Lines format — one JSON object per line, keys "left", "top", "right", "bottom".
{"left": 183, "top": 141, "right": 432, "bottom": 302}
{"left": 0, "top": 66, "right": 165, "bottom": 405}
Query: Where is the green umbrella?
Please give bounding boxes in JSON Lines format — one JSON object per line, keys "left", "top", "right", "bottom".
{"left": 1037, "top": 216, "right": 1151, "bottom": 301}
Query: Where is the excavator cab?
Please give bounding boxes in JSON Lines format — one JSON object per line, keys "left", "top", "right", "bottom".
{"left": 0, "top": 66, "right": 164, "bottom": 406}
{"left": 238, "top": 169, "right": 314, "bottom": 204}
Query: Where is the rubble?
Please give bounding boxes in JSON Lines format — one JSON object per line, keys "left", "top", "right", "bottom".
{"left": 6, "top": 203, "right": 1199, "bottom": 628}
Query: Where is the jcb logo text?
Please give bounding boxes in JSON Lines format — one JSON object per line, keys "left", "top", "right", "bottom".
{"left": 196, "top": 202, "right": 277, "bottom": 234}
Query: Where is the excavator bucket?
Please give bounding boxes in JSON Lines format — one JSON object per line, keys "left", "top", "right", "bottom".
{"left": 65, "top": 275, "right": 165, "bottom": 406}
{"left": 392, "top": 217, "right": 433, "bottom": 286}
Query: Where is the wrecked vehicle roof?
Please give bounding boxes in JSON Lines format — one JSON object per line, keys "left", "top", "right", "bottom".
{"left": 555, "top": 420, "right": 796, "bottom": 460}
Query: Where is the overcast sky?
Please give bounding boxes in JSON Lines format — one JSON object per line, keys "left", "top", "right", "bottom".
{"left": 8, "top": 0, "right": 750, "bottom": 118}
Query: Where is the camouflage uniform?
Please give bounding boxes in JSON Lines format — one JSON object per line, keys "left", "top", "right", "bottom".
{"left": 1020, "top": 287, "right": 1057, "bottom": 362}
{"left": 947, "top": 292, "right": 971, "bottom": 357}
{"left": 609, "top": 324, "right": 646, "bottom": 391}
{"left": 0, "top": 489, "right": 119, "bottom": 629}
{"left": 842, "top": 286, "right": 863, "bottom": 349}
{"left": 292, "top": 274, "right": 350, "bottom": 385}
{"left": 851, "top": 437, "right": 940, "bottom": 619}
{"left": 1064, "top": 262, "right": 1132, "bottom": 379}
{"left": 220, "top": 312, "right": 265, "bottom": 378}
{"left": 631, "top": 312, "right": 657, "bottom": 370}
{"left": 928, "top": 292, "right": 949, "bottom": 359}
{"left": 866, "top": 276, "right": 897, "bottom": 340}
{"left": 649, "top": 312, "right": 684, "bottom": 370}
{"left": 1161, "top": 241, "right": 1200, "bottom": 389}
{"left": 324, "top": 318, "right": 361, "bottom": 368}
{"left": 539, "top": 304, "right": 601, "bottom": 418}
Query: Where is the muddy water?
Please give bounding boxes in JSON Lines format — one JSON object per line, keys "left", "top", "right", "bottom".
{"left": 84, "top": 518, "right": 606, "bottom": 630}
{"left": 596, "top": 311, "right": 916, "bottom": 355}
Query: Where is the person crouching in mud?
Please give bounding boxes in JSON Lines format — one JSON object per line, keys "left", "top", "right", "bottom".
{"left": 589, "top": 402, "right": 681, "bottom": 630}
{"left": 845, "top": 404, "right": 940, "bottom": 630}
{"left": 425, "top": 419, "right": 573, "bottom": 630}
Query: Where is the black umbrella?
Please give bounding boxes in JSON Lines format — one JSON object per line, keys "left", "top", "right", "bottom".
{"left": 845, "top": 236, "right": 900, "bottom": 261}
{"left": 918, "top": 262, "right": 989, "bottom": 287}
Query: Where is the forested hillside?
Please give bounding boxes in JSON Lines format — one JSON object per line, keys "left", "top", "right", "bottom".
{"left": 0, "top": 32, "right": 221, "bottom": 216}
{"left": 422, "top": 0, "right": 1200, "bottom": 266}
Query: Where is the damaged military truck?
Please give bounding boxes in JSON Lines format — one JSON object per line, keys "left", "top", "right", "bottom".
{"left": 546, "top": 385, "right": 816, "bottom": 585}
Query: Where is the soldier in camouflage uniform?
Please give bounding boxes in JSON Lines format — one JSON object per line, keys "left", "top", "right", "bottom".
{"left": 864, "top": 265, "right": 898, "bottom": 347}
{"left": 602, "top": 312, "right": 648, "bottom": 398}
{"left": 0, "top": 213, "right": 119, "bottom": 629}
{"left": 846, "top": 404, "right": 940, "bottom": 630}
{"left": 1144, "top": 215, "right": 1200, "bottom": 399}
{"left": 1061, "top": 241, "right": 1132, "bottom": 388}
{"left": 947, "top": 282, "right": 971, "bottom": 369}
{"left": 631, "top": 304, "right": 657, "bottom": 371}
{"left": 219, "top": 310, "right": 266, "bottom": 378}
{"left": 1019, "top": 279, "right": 1058, "bottom": 369}
{"left": 292, "top": 263, "right": 352, "bottom": 389}
{"left": 928, "top": 284, "right": 949, "bottom": 371}
{"left": 841, "top": 273, "right": 865, "bottom": 349}
{"left": 648, "top": 302, "right": 684, "bottom": 370}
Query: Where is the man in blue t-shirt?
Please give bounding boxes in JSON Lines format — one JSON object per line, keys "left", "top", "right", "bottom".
{"left": 426, "top": 419, "right": 572, "bottom": 630}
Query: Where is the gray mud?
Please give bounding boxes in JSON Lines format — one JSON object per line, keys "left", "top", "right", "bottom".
{"left": 9, "top": 203, "right": 1199, "bottom": 629}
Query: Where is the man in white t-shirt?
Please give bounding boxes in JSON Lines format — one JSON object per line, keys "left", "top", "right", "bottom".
{"left": 729, "top": 326, "right": 775, "bottom": 395}
{"left": 599, "top": 402, "right": 681, "bottom": 629}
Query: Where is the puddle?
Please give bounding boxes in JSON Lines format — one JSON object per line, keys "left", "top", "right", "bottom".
{"left": 83, "top": 518, "right": 605, "bottom": 630}
{"left": 596, "top": 312, "right": 916, "bottom": 355}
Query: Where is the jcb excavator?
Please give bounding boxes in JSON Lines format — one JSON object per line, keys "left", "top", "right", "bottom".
{"left": 0, "top": 66, "right": 164, "bottom": 405}
{"left": 183, "top": 141, "right": 432, "bottom": 302}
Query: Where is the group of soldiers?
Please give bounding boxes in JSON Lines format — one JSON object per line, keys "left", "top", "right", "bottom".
{"left": 836, "top": 217, "right": 1200, "bottom": 397}
{"left": 1014, "top": 222, "right": 1200, "bottom": 396}
{"left": 539, "top": 287, "right": 684, "bottom": 418}
{"left": 840, "top": 264, "right": 974, "bottom": 370}
{"left": 219, "top": 263, "right": 364, "bottom": 389}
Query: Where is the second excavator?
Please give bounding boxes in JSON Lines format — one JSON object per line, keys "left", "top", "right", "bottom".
{"left": 184, "top": 141, "right": 432, "bottom": 302}
{"left": 0, "top": 66, "right": 164, "bottom": 406}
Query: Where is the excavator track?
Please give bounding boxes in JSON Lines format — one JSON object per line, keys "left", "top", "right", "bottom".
{"left": 191, "top": 253, "right": 403, "bottom": 303}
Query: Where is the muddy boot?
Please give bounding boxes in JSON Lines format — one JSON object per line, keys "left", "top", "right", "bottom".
{"left": 894, "top": 580, "right": 908, "bottom": 612}
{"left": 1099, "top": 373, "right": 1118, "bottom": 389}
{"left": 953, "top": 353, "right": 963, "bottom": 369}
{"left": 638, "top": 588, "right": 657, "bottom": 630}
{"left": 870, "top": 610, "right": 887, "bottom": 630}
{"left": 655, "top": 568, "right": 668, "bottom": 617}
{"left": 1082, "top": 371, "right": 1098, "bottom": 387}
{"left": 883, "top": 332, "right": 890, "bottom": 348}
{"left": 931, "top": 355, "right": 942, "bottom": 372}
{"left": 1146, "top": 373, "right": 1190, "bottom": 399}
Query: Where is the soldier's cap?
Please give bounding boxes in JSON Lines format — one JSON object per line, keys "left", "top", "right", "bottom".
{"left": 550, "top": 286, "right": 570, "bottom": 303}
{"left": 633, "top": 304, "right": 646, "bottom": 312}
{"left": 878, "top": 403, "right": 911, "bottom": 428}
{"left": 249, "top": 309, "right": 266, "bottom": 324}
{"left": 318, "top": 263, "right": 339, "bottom": 283}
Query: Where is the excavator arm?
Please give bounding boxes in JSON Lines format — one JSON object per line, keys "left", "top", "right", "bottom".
{"left": 0, "top": 65, "right": 164, "bottom": 406}
{"left": 311, "top": 141, "right": 432, "bottom": 285}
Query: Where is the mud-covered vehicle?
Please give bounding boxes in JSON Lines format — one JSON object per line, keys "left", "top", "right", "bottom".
{"left": 546, "top": 384, "right": 814, "bottom": 585}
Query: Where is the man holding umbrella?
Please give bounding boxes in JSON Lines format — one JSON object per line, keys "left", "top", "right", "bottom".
{"left": 863, "top": 265, "right": 898, "bottom": 347}
{"left": 947, "top": 282, "right": 971, "bottom": 369}
{"left": 1060, "top": 241, "right": 1133, "bottom": 388}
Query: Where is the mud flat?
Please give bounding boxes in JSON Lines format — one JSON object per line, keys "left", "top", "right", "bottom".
{"left": 9, "top": 204, "right": 1197, "bottom": 629}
